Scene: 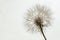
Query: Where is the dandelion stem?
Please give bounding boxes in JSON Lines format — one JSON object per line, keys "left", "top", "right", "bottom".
{"left": 34, "top": 17, "right": 47, "bottom": 40}
{"left": 40, "top": 26, "right": 47, "bottom": 40}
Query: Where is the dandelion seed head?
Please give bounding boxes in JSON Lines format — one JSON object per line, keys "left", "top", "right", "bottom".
{"left": 25, "top": 5, "right": 51, "bottom": 32}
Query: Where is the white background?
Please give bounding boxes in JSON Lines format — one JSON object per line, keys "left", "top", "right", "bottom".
{"left": 0, "top": 0, "right": 60, "bottom": 40}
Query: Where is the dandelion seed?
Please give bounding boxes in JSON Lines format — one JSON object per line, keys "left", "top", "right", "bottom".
{"left": 25, "top": 5, "right": 52, "bottom": 40}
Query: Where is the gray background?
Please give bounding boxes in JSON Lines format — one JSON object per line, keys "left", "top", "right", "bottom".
{"left": 0, "top": 0, "right": 60, "bottom": 40}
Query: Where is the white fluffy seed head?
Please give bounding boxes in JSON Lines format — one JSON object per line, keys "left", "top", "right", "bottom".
{"left": 25, "top": 5, "right": 52, "bottom": 32}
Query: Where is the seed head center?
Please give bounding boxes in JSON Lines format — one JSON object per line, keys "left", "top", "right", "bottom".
{"left": 35, "top": 17, "right": 43, "bottom": 27}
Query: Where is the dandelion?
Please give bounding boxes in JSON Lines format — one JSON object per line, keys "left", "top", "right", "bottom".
{"left": 25, "top": 5, "right": 52, "bottom": 40}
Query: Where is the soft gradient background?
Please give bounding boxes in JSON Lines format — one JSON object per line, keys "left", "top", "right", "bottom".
{"left": 0, "top": 0, "right": 60, "bottom": 40}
